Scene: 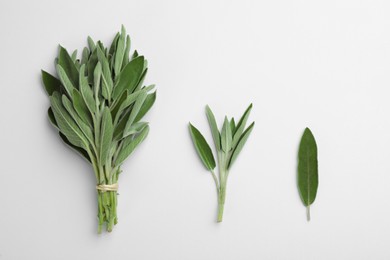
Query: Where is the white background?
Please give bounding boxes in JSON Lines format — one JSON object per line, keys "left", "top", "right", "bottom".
{"left": 1, "top": 0, "right": 390, "bottom": 259}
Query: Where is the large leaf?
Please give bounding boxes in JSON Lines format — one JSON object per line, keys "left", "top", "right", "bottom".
{"left": 112, "top": 56, "right": 144, "bottom": 99}
{"left": 49, "top": 92, "right": 88, "bottom": 149}
{"left": 297, "top": 127, "right": 318, "bottom": 221}
{"left": 221, "top": 117, "right": 232, "bottom": 152}
{"left": 58, "top": 46, "right": 79, "bottom": 88}
{"left": 205, "top": 105, "right": 221, "bottom": 151}
{"left": 188, "top": 123, "right": 216, "bottom": 171}
{"left": 100, "top": 107, "right": 114, "bottom": 165}
{"left": 115, "top": 125, "right": 149, "bottom": 166}
{"left": 228, "top": 122, "right": 254, "bottom": 169}
{"left": 232, "top": 104, "right": 252, "bottom": 147}
{"left": 42, "top": 70, "right": 61, "bottom": 95}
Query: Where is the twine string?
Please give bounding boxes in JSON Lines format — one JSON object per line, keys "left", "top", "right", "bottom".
{"left": 96, "top": 183, "right": 118, "bottom": 192}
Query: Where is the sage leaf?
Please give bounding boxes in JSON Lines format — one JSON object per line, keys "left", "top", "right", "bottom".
{"left": 58, "top": 46, "right": 79, "bottom": 88}
{"left": 59, "top": 132, "right": 91, "bottom": 163}
{"left": 188, "top": 123, "right": 216, "bottom": 171}
{"left": 114, "top": 25, "right": 126, "bottom": 76}
{"left": 42, "top": 70, "right": 61, "bottom": 95}
{"left": 115, "top": 125, "right": 149, "bottom": 166}
{"left": 297, "top": 127, "right": 318, "bottom": 221}
{"left": 134, "top": 91, "right": 156, "bottom": 122}
{"left": 124, "top": 91, "right": 147, "bottom": 134}
{"left": 205, "top": 105, "right": 221, "bottom": 151}
{"left": 100, "top": 107, "right": 113, "bottom": 165}
{"left": 56, "top": 64, "right": 76, "bottom": 98}
{"left": 232, "top": 103, "right": 252, "bottom": 148}
{"left": 112, "top": 56, "right": 144, "bottom": 99}
{"left": 221, "top": 117, "right": 232, "bottom": 152}
{"left": 228, "top": 122, "right": 255, "bottom": 169}
{"left": 79, "top": 65, "right": 96, "bottom": 114}
{"left": 72, "top": 89, "right": 93, "bottom": 127}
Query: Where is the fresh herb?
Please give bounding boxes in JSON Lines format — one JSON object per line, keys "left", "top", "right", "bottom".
{"left": 42, "top": 26, "right": 156, "bottom": 233}
{"left": 297, "top": 127, "right": 318, "bottom": 221}
{"left": 189, "top": 104, "right": 254, "bottom": 222}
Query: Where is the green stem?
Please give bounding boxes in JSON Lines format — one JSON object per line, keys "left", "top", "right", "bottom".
{"left": 306, "top": 206, "right": 311, "bottom": 222}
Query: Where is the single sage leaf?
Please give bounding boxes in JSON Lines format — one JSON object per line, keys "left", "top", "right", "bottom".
{"left": 221, "top": 117, "right": 232, "bottom": 152}
{"left": 112, "top": 56, "right": 144, "bottom": 100}
{"left": 232, "top": 103, "right": 252, "bottom": 148}
{"left": 79, "top": 65, "right": 96, "bottom": 114}
{"left": 115, "top": 125, "right": 149, "bottom": 166}
{"left": 42, "top": 70, "right": 61, "bottom": 96}
{"left": 100, "top": 107, "right": 114, "bottom": 165}
{"left": 56, "top": 64, "right": 76, "bottom": 98}
{"left": 297, "top": 127, "right": 318, "bottom": 221}
{"left": 188, "top": 123, "right": 216, "bottom": 171}
{"left": 228, "top": 122, "right": 255, "bottom": 169}
{"left": 205, "top": 105, "right": 221, "bottom": 151}
{"left": 58, "top": 46, "right": 79, "bottom": 88}
{"left": 72, "top": 89, "right": 93, "bottom": 127}
{"left": 134, "top": 91, "right": 156, "bottom": 123}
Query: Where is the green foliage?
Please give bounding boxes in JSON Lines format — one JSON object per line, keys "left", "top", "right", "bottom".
{"left": 297, "top": 127, "right": 319, "bottom": 221}
{"left": 42, "top": 26, "right": 155, "bottom": 233}
{"left": 189, "top": 104, "right": 254, "bottom": 222}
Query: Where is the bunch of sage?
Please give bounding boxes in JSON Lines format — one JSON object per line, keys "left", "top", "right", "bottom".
{"left": 189, "top": 105, "right": 254, "bottom": 222}
{"left": 41, "top": 26, "right": 156, "bottom": 233}
{"left": 297, "top": 127, "right": 319, "bottom": 221}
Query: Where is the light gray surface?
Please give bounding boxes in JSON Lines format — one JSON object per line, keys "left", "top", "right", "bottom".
{"left": 1, "top": 0, "right": 390, "bottom": 259}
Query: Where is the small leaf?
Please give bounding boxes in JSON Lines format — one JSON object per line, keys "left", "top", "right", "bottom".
{"left": 87, "top": 36, "right": 96, "bottom": 52}
{"left": 71, "top": 50, "right": 77, "bottom": 62}
{"left": 123, "top": 121, "right": 148, "bottom": 138}
{"left": 230, "top": 118, "right": 236, "bottom": 133}
{"left": 205, "top": 105, "right": 221, "bottom": 151}
{"left": 221, "top": 117, "right": 232, "bottom": 152}
{"left": 188, "top": 123, "right": 216, "bottom": 171}
{"left": 232, "top": 104, "right": 252, "bottom": 148}
{"left": 94, "top": 62, "right": 102, "bottom": 100}
{"left": 42, "top": 70, "right": 61, "bottom": 96}
{"left": 114, "top": 25, "right": 126, "bottom": 76}
{"left": 115, "top": 125, "right": 149, "bottom": 166}
{"left": 81, "top": 47, "right": 90, "bottom": 65}
{"left": 122, "top": 35, "right": 131, "bottom": 68}
{"left": 124, "top": 91, "right": 147, "bottom": 134}
{"left": 112, "top": 56, "right": 144, "bottom": 99}
{"left": 228, "top": 122, "right": 254, "bottom": 169}
{"left": 97, "top": 46, "right": 113, "bottom": 101}
{"left": 100, "top": 107, "right": 114, "bottom": 165}
{"left": 87, "top": 48, "right": 98, "bottom": 85}
{"left": 297, "top": 127, "right": 319, "bottom": 221}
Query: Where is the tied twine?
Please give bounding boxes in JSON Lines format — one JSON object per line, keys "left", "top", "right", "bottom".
{"left": 96, "top": 183, "right": 118, "bottom": 192}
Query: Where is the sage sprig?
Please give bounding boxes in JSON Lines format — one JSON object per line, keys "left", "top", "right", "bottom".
{"left": 297, "top": 127, "right": 318, "bottom": 221}
{"left": 189, "top": 104, "right": 254, "bottom": 222}
{"left": 42, "top": 26, "right": 156, "bottom": 233}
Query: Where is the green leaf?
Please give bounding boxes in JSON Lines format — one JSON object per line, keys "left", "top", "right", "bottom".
{"left": 71, "top": 50, "right": 77, "bottom": 62}
{"left": 109, "top": 32, "right": 120, "bottom": 58}
{"left": 115, "top": 125, "right": 149, "bottom": 166}
{"left": 112, "top": 56, "right": 144, "bottom": 99}
{"left": 97, "top": 46, "right": 113, "bottom": 101}
{"left": 42, "top": 70, "right": 61, "bottom": 96}
{"left": 56, "top": 64, "right": 76, "bottom": 98}
{"left": 114, "top": 25, "right": 126, "bottom": 76}
{"left": 62, "top": 94, "right": 94, "bottom": 146}
{"left": 100, "top": 107, "right": 114, "bottom": 165}
{"left": 232, "top": 104, "right": 252, "bottom": 148}
{"left": 221, "top": 117, "right": 232, "bottom": 152}
{"left": 124, "top": 91, "right": 147, "bottom": 134}
{"left": 49, "top": 92, "right": 88, "bottom": 149}
{"left": 230, "top": 118, "right": 236, "bottom": 133}
{"left": 81, "top": 47, "right": 90, "bottom": 65}
{"left": 58, "top": 46, "right": 79, "bottom": 88}
{"left": 134, "top": 68, "right": 148, "bottom": 92}
{"left": 205, "top": 105, "right": 221, "bottom": 151}
{"left": 72, "top": 89, "right": 93, "bottom": 127}
{"left": 123, "top": 121, "right": 148, "bottom": 138}
{"left": 228, "top": 122, "right": 254, "bottom": 169}
{"left": 87, "top": 48, "right": 98, "bottom": 85}
{"left": 94, "top": 62, "right": 102, "bottom": 100}
{"left": 122, "top": 35, "right": 131, "bottom": 68}
{"left": 297, "top": 127, "right": 318, "bottom": 221}
{"left": 59, "top": 132, "right": 91, "bottom": 163}
{"left": 188, "top": 123, "right": 216, "bottom": 171}
{"left": 48, "top": 107, "right": 58, "bottom": 129}
{"left": 79, "top": 65, "right": 96, "bottom": 114}
{"left": 87, "top": 36, "right": 96, "bottom": 52}
{"left": 134, "top": 91, "right": 156, "bottom": 122}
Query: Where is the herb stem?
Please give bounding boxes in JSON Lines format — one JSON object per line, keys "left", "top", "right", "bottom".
{"left": 306, "top": 206, "right": 311, "bottom": 221}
